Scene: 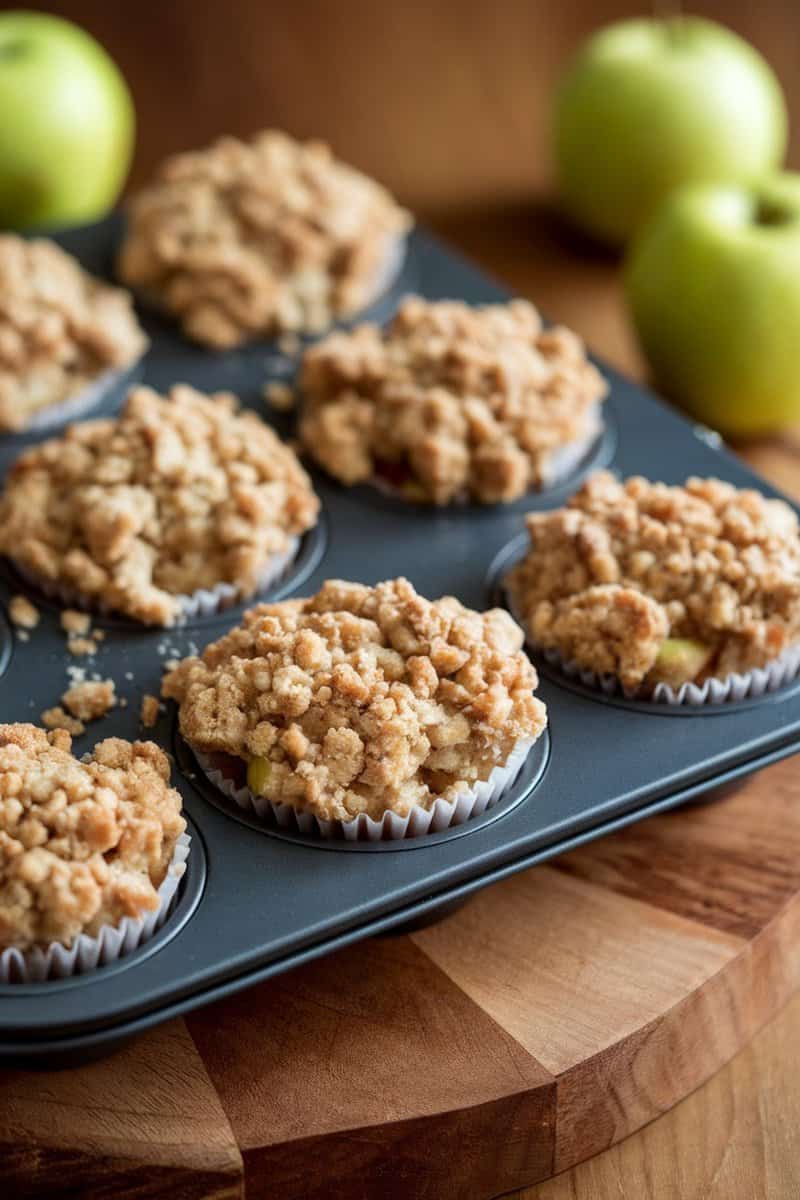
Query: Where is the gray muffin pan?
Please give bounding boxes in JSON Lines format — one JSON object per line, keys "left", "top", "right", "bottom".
{"left": 1, "top": 216, "right": 798, "bottom": 1066}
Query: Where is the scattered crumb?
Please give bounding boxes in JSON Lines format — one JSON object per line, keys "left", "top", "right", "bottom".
{"left": 263, "top": 381, "right": 295, "bottom": 412}
{"left": 8, "top": 595, "right": 39, "bottom": 630}
{"left": 17, "top": 630, "right": 30, "bottom": 643}
{"left": 140, "top": 694, "right": 160, "bottom": 728}
{"left": 60, "top": 609, "right": 91, "bottom": 636}
{"left": 67, "top": 636, "right": 98, "bottom": 657}
{"left": 61, "top": 679, "right": 117, "bottom": 723}
{"left": 278, "top": 332, "right": 301, "bottom": 356}
{"left": 124, "top": 671, "right": 134, "bottom": 681}
{"left": 40, "top": 706, "right": 85, "bottom": 736}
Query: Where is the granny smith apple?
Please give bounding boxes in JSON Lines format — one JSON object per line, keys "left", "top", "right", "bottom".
{"left": 0, "top": 11, "right": 134, "bottom": 230}
{"left": 554, "top": 17, "right": 787, "bottom": 246}
{"left": 625, "top": 174, "right": 800, "bottom": 436}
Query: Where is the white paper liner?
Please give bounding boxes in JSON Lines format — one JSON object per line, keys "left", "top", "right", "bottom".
{"left": 361, "top": 233, "right": 408, "bottom": 309}
{"left": 537, "top": 642, "right": 800, "bottom": 706}
{"left": 193, "top": 735, "right": 537, "bottom": 842}
{"left": 12, "top": 536, "right": 300, "bottom": 626}
{"left": 17, "top": 365, "right": 136, "bottom": 436}
{"left": 369, "top": 404, "right": 603, "bottom": 505}
{"left": 507, "top": 583, "right": 800, "bottom": 707}
{"left": 0, "top": 831, "right": 191, "bottom": 984}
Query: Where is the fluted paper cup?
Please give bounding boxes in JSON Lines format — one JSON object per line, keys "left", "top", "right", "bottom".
{"left": 192, "top": 736, "right": 537, "bottom": 841}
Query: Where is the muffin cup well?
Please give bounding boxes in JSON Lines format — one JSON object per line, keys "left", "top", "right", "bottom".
{"left": 0, "top": 831, "right": 191, "bottom": 984}
{"left": 192, "top": 736, "right": 538, "bottom": 842}
{"left": 12, "top": 536, "right": 300, "bottom": 626}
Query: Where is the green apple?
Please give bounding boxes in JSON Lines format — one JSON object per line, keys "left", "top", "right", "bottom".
{"left": 650, "top": 638, "right": 713, "bottom": 689}
{"left": 626, "top": 174, "right": 800, "bottom": 436}
{"left": 554, "top": 17, "right": 787, "bottom": 246}
{"left": 0, "top": 11, "right": 134, "bottom": 230}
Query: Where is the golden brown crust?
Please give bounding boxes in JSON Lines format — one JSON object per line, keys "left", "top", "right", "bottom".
{"left": 0, "top": 236, "right": 147, "bottom": 433}
{"left": 506, "top": 471, "right": 800, "bottom": 690}
{"left": 118, "top": 129, "right": 411, "bottom": 348}
{"left": 0, "top": 384, "right": 320, "bottom": 626}
{"left": 0, "top": 725, "right": 185, "bottom": 950}
{"left": 162, "top": 577, "right": 547, "bottom": 821}
{"left": 298, "top": 297, "right": 607, "bottom": 505}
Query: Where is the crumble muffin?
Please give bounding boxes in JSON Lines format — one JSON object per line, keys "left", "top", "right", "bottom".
{"left": 0, "top": 724, "right": 185, "bottom": 951}
{"left": 118, "top": 129, "right": 411, "bottom": 349}
{"left": 162, "top": 577, "right": 547, "bottom": 824}
{"left": 0, "top": 236, "right": 147, "bottom": 434}
{"left": 0, "top": 384, "right": 320, "bottom": 626}
{"left": 506, "top": 471, "right": 800, "bottom": 693}
{"left": 298, "top": 297, "right": 607, "bottom": 505}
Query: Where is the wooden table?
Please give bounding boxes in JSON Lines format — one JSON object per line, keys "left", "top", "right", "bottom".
{"left": 435, "top": 204, "right": 800, "bottom": 1199}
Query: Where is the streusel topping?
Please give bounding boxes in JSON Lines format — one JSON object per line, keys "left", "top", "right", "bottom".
{"left": 506, "top": 471, "right": 800, "bottom": 690}
{"left": 0, "top": 384, "right": 320, "bottom": 626}
{"left": 162, "top": 577, "right": 547, "bottom": 822}
{"left": 0, "top": 236, "right": 147, "bottom": 433}
{"left": 0, "top": 725, "right": 185, "bottom": 950}
{"left": 118, "top": 130, "right": 411, "bottom": 349}
{"left": 298, "top": 297, "right": 607, "bottom": 505}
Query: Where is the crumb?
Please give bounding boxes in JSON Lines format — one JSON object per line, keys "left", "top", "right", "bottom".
{"left": 8, "top": 595, "right": 39, "bottom": 630}
{"left": 277, "top": 332, "right": 301, "bottom": 356}
{"left": 263, "top": 381, "right": 295, "bottom": 412}
{"left": 140, "top": 694, "right": 160, "bottom": 728}
{"left": 61, "top": 678, "right": 116, "bottom": 723}
{"left": 61, "top": 609, "right": 91, "bottom": 636}
{"left": 67, "top": 636, "right": 98, "bottom": 656}
{"left": 40, "top": 706, "right": 85, "bottom": 736}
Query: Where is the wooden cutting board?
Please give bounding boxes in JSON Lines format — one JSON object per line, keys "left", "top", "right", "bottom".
{"left": 3, "top": 757, "right": 800, "bottom": 1199}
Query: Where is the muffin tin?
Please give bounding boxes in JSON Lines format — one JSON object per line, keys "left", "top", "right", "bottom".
{"left": 2, "top": 216, "right": 799, "bottom": 1066}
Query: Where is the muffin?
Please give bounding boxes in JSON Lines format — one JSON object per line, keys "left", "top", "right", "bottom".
{"left": 0, "top": 384, "right": 320, "bottom": 626}
{"left": 0, "top": 235, "right": 148, "bottom": 434}
{"left": 162, "top": 577, "right": 547, "bottom": 839}
{"left": 298, "top": 296, "right": 607, "bottom": 505}
{"left": 0, "top": 724, "right": 188, "bottom": 982}
{"left": 118, "top": 129, "right": 411, "bottom": 348}
{"left": 505, "top": 471, "right": 800, "bottom": 701}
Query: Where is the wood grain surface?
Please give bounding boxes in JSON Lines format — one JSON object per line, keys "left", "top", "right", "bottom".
{"left": 16, "top": 0, "right": 800, "bottom": 210}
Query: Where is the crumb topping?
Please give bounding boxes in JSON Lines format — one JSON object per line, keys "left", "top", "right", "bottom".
{"left": 118, "top": 129, "right": 411, "bottom": 349}
{"left": 8, "top": 595, "right": 39, "bottom": 630}
{"left": 0, "top": 725, "right": 185, "bottom": 950}
{"left": 0, "top": 236, "right": 147, "bottom": 433}
{"left": 40, "top": 707, "right": 85, "bottom": 737}
{"left": 0, "top": 384, "right": 320, "bottom": 626}
{"left": 62, "top": 679, "right": 117, "bottom": 724}
{"left": 140, "top": 694, "right": 160, "bottom": 728}
{"left": 506, "top": 471, "right": 800, "bottom": 690}
{"left": 298, "top": 297, "right": 607, "bottom": 505}
{"left": 162, "top": 577, "right": 546, "bottom": 821}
